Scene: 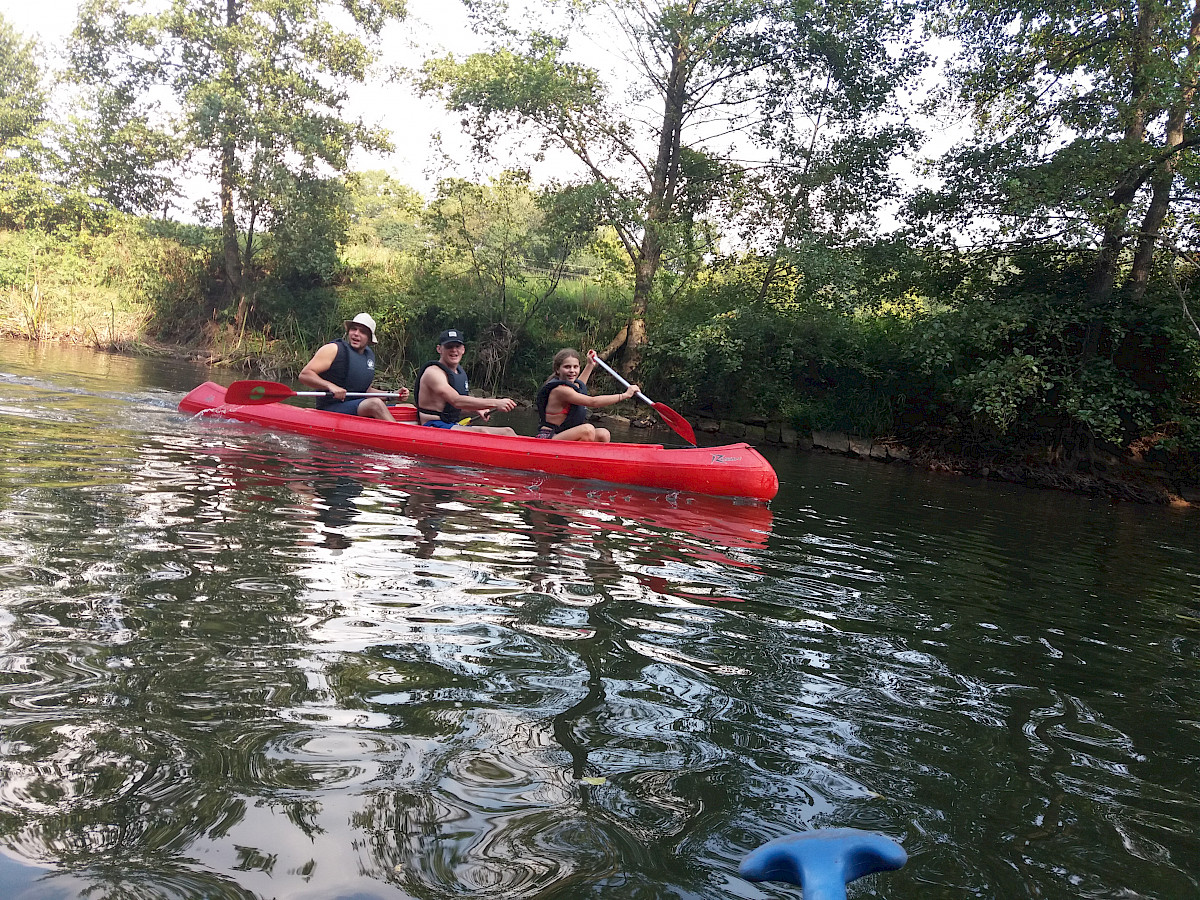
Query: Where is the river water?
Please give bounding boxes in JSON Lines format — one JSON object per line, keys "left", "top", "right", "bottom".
{"left": 0, "top": 340, "right": 1197, "bottom": 900}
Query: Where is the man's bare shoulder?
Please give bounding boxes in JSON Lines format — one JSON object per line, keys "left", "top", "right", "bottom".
{"left": 420, "top": 364, "right": 450, "bottom": 385}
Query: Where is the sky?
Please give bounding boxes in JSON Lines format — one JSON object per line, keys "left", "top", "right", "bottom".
{"left": 0, "top": 0, "right": 536, "bottom": 201}
{"left": 1, "top": 0, "right": 963, "bottom": 231}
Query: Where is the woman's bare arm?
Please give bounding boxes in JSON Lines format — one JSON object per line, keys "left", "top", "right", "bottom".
{"left": 549, "top": 382, "right": 638, "bottom": 411}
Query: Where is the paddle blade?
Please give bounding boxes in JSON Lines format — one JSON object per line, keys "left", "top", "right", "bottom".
{"left": 225, "top": 380, "right": 296, "bottom": 405}
{"left": 653, "top": 402, "right": 697, "bottom": 445}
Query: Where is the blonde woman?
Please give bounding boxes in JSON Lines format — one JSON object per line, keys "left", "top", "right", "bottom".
{"left": 534, "top": 349, "right": 638, "bottom": 442}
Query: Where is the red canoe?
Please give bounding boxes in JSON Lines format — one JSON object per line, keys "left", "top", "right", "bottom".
{"left": 180, "top": 381, "right": 779, "bottom": 501}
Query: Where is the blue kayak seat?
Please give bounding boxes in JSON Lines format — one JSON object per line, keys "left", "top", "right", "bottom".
{"left": 739, "top": 828, "right": 907, "bottom": 900}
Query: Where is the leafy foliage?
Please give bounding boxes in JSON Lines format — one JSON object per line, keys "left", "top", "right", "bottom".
{"left": 416, "top": 171, "right": 609, "bottom": 387}
{"left": 914, "top": 0, "right": 1200, "bottom": 308}
{"left": 420, "top": 0, "right": 926, "bottom": 366}
{"left": 0, "top": 16, "right": 46, "bottom": 147}
{"left": 57, "top": 84, "right": 181, "bottom": 217}
{"left": 0, "top": 16, "right": 54, "bottom": 230}
{"left": 648, "top": 245, "right": 1199, "bottom": 457}
{"left": 69, "top": 0, "right": 406, "bottom": 325}
{"left": 346, "top": 171, "right": 427, "bottom": 251}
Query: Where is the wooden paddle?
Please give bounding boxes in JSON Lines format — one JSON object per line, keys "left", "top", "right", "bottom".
{"left": 587, "top": 351, "right": 697, "bottom": 445}
{"left": 226, "top": 380, "right": 407, "bottom": 406}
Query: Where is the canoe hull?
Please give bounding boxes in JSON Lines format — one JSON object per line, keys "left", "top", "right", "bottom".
{"left": 180, "top": 382, "right": 779, "bottom": 501}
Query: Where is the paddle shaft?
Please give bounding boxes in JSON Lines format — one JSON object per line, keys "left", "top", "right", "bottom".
{"left": 295, "top": 391, "right": 403, "bottom": 400}
{"left": 587, "top": 353, "right": 652, "bottom": 406}
{"left": 586, "top": 351, "right": 697, "bottom": 445}
{"left": 226, "top": 380, "right": 408, "bottom": 406}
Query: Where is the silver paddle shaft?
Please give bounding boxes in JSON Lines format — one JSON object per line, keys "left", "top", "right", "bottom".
{"left": 588, "top": 353, "right": 651, "bottom": 406}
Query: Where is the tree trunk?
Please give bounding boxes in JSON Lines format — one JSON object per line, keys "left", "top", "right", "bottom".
{"left": 220, "top": 139, "right": 245, "bottom": 325}
{"left": 626, "top": 258, "right": 655, "bottom": 373}
{"left": 623, "top": 28, "right": 688, "bottom": 371}
{"left": 1128, "top": 166, "right": 1179, "bottom": 305}
{"left": 1082, "top": 0, "right": 1158, "bottom": 357}
{"left": 1127, "top": 0, "right": 1200, "bottom": 301}
{"left": 757, "top": 254, "right": 780, "bottom": 304}
{"left": 597, "top": 324, "right": 629, "bottom": 360}
{"left": 221, "top": 0, "right": 248, "bottom": 335}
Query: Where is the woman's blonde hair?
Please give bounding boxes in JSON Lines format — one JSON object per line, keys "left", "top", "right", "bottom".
{"left": 546, "top": 348, "right": 582, "bottom": 382}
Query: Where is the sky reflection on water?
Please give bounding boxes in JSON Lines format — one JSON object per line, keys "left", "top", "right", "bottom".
{"left": 0, "top": 341, "right": 1197, "bottom": 899}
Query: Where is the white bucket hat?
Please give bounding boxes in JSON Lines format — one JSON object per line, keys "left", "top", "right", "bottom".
{"left": 344, "top": 312, "right": 377, "bottom": 343}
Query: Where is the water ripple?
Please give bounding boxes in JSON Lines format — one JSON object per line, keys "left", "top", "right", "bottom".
{"left": 1, "top": 358, "right": 1199, "bottom": 898}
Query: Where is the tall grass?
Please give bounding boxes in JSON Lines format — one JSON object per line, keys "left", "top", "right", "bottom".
{"left": 0, "top": 219, "right": 635, "bottom": 395}
{"left": 14, "top": 280, "right": 45, "bottom": 339}
{"left": 0, "top": 221, "right": 184, "bottom": 347}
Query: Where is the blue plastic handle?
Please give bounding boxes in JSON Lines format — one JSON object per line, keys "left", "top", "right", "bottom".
{"left": 739, "top": 828, "right": 907, "bottom": 900}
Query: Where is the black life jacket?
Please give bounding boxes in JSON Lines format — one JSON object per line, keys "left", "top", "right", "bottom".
{"left": 415, "top": 360, "right": 469, "bottom": 423}
{"left": 536, "top": 378, "right": 589, "bottom": 432}
{"left": 316, "top": 339, "right": 375, "bottom": 409}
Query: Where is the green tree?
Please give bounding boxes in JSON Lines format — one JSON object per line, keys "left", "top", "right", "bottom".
{"left": 420, "top": 0, "right": 923, "bottom": 371}
{"left": 730, "top": 0, "right": 925, "bottom": 311}
{"left": 423, "top": 171, "right": 601, "bottom": 388}
{"left": 425, "top": 171, "right": 542, "bottom": 320}
{"left": 70, "top": 0, "right": 406, "bottom": 332}
{"left": 58, "top": 84, "right": 182, "bottom": 218}
{"left": 0, "top": 15, "right": 53, "bottom": 229}
{"left": 917, "top": 0, "right": 1200, "bottom": 344}
{"left": 264, "top": 170, "right": 352, "bottom": 284}
{"left": 346, "top": 170, "right": 427, "bottom": 250}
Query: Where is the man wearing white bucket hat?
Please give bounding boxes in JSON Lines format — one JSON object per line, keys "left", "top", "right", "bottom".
{"left": 299, "top": 313, "right": 408, "bottom": 420}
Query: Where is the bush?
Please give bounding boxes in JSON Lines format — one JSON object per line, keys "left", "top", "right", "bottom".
{"left": 650, "top": 245, "right": 1200, "bottom": 461}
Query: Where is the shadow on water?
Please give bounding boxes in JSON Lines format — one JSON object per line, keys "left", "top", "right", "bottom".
{"left": 1, "top": 342, "right": 1199, "bottom": 899}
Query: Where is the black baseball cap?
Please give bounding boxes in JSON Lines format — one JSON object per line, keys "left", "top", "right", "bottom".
{"left": 437, "top": 328, "right": 465, "bottom": 346}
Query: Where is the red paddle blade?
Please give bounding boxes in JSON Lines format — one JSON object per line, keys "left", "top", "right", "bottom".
{"left": 225, "top": 380, "right": 296, "bottom": 405}
{"left": 653, "top": 402, "right": 697, "bottom": 445}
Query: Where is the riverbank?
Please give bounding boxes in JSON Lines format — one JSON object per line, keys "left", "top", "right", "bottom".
{"left": 610, "top": 413, "right": 1199, "bottom": 507}
{"left": 705, "top": 422, "right": 1195, "bottom": 508}
{"left": 5, "top": 332, "right": 1195, "bottom": 506}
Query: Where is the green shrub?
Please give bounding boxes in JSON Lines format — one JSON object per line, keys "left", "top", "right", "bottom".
{"left": 649, "top": 245, "right": 1200, "bottom": 461}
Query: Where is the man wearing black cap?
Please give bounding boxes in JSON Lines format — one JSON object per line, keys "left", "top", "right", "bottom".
{"left": 299, "top": 312, "right": 408, "bottom": 421}
{"left": 414, "top": 328, "right": 518, "bottom": 434}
